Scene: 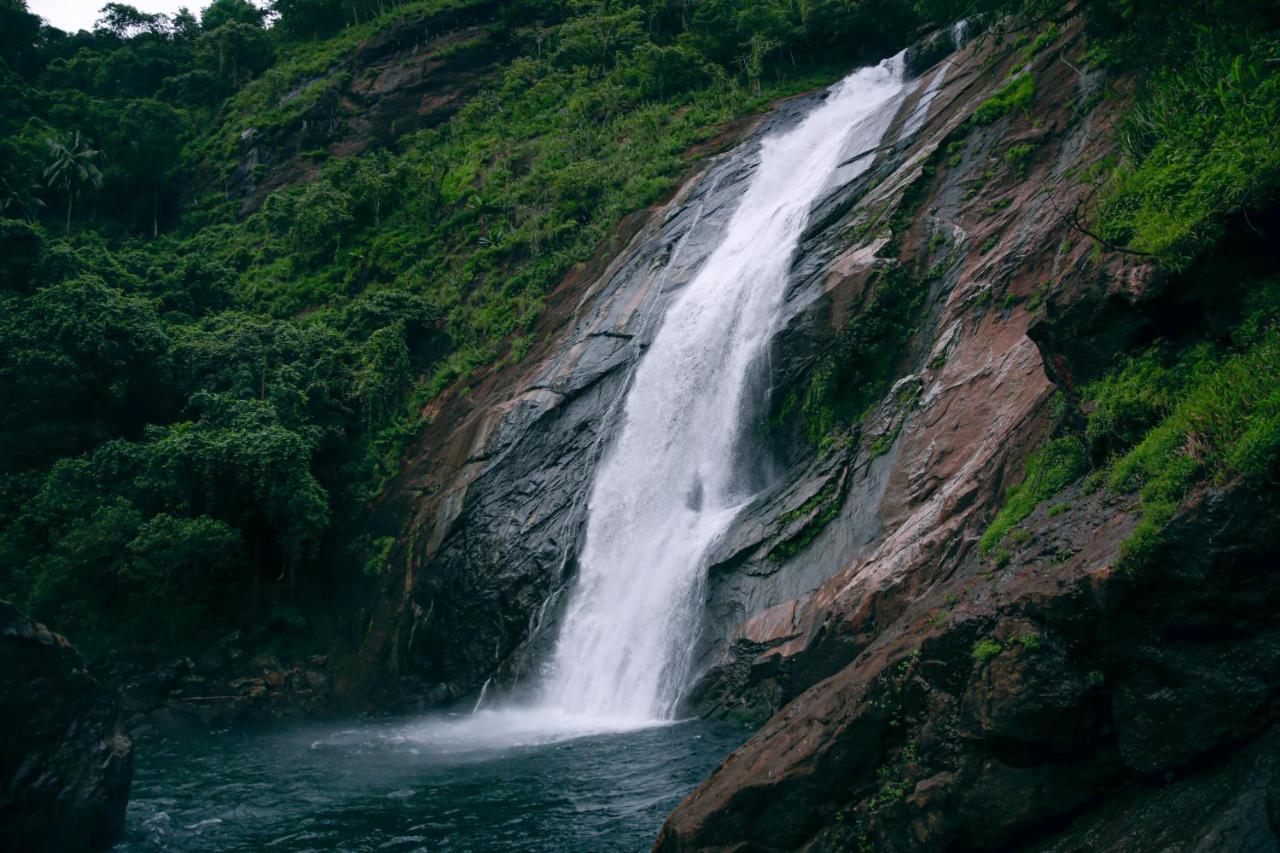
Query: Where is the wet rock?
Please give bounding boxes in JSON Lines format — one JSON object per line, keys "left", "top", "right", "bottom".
{"left": 1029, "top": 726, "right": 1280, "bottom": 852}
{"left": 358, "top": 91, "right": 823, "bottom": 703}
{"left": 0, "top": 601, "right": 132, "bottom": 853}
{"left": 658, "top": 16, "right": 1280, "bottom": 851}
{"left": 247, "top": 651, "right": 281, "bottom": 672}
{"left": 958, "top": 620, "right": 1098, "bottom": 756}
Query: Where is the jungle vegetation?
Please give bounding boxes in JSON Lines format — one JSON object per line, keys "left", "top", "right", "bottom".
{"left": 1, "top": 0, "right": 1275, "bottom": 655}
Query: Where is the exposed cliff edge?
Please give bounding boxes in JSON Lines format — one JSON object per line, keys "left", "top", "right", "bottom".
{"left": 0, "top": 601, "right": 133, "bottom": 853}
{"left": 656, "top": 14, "right": 1280, "bottom": 853}
{"left": 356, "top": 7, "right": 1280, "bottom": 848}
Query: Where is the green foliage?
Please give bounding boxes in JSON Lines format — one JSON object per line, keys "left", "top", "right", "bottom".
{"left": 980, "top": 436, "right": 1088, "bottom": 553}
{"left": 0, "top": 0, "right": 940, "bottom": 654}
{"left": 0, "top": 219, "right": 42, "bottom": 288}
{"left": 0, "top": 275, "right": 174, "bottom": 469}
{"left": 363, "top": 535, "right": 396, "bottom": 578}
{"left": 972, "top": 638, "right": 1003, "bottom": 663}
{"left": 0, "top": 392, "right": 330, "bottom": 648}
{"left": 1003, "top": 142, "right": 1035, "bottom": 177}
{"left": 971, "top": 74, "right": 1035, "bottom": 126}
{"left": 1024, "top": 23, "right": 1060, "bottom": 58}
{"left": 1096, "top": 294, "right": 1280, "bottom": 569}
{"left": 869, "top": 425, "right": 902, "bottom": 458}
{"left": 1005, "top": 282, "right": 1280, "bottom": 574}
{"left": 1096, "top": 36, "right": 1280, "bottom": 268}
{"left": 1083, "top": 344, "right": 1199, "bottom": 458}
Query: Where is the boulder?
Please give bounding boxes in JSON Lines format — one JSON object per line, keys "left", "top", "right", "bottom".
{"left": 0, "top": 601, "right": 132, "bottom": 853}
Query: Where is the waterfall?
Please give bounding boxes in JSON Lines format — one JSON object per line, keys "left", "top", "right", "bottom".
{"left": 472, "top": 677, "right": 492, "bottom": 712}
{"left": 899, "top": 60, "right": 949, "bottom": 143}
{"left": 538, "top": 56, "right": 909, "bottom": 722}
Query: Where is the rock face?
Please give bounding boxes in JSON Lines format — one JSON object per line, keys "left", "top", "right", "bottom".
{"left": 362, "top": 9, "right": 1280, "bottom": 849}
{"left": 655, "top": 14, "right": 1280, "bottom": 852}
{"left": 227, "top": 1, "right": 508, "bottom": 214}
{"left": 0, "top": 601, "right": 132, "bottom": 853}
{"left": 352, "top": 91, "right": 826, "bottom": 703}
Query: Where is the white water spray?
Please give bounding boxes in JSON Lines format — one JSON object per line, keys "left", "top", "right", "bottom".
{"left": 538, "top": 56, "right": 909, "bottom": 722}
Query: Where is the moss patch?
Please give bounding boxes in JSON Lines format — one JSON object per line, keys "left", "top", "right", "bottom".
{"left": 980, "top": 436, "right": 1089, "bottom": 553}
{"left": 971, "top": 74, "right": 1035, "bottom": 127}
{"left": 769, "top": 479, "right": 845, "bottom": 562}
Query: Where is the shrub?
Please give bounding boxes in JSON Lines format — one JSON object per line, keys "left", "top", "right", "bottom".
{"left": 1096, "top": 37, "right": 1280, "bottom": 268}
{"left": 972, "top": 638, "right": 1003, "bottom": 663}
{"left": 1003, "top": 143, "right": 1035, "bottom": 177}
{"left": 1091, "top": 288, "right": 1280, "bottom": 569}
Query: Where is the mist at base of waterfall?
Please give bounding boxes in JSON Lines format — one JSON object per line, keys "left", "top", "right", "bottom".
{"left": 118, "top": 712, "right": 743, "bottom": 852}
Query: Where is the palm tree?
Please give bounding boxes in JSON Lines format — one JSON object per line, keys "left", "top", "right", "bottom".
{"left": 43, "top": 133, "right": 103, "bottom": 234}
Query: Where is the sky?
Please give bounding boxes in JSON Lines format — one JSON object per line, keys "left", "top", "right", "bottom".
{"left": 28, "top": 0, "right": 208, "bottom": 32}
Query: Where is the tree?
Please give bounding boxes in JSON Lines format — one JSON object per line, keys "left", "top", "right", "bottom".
{"left": 355, "top": 321, "right": 410, "bottom": 428}
{"left": 0, "top": 275, "right": 173, "bottom": 469}
{"left": 197, "top": 20, "right": 273, "bottom": 86}
{"left": 172, "top": 7, "right": 201, "bottom": 38}
{"left": 95, "top": 3, "right": 169, "bottom": 37}
{"left": 42, "top": 132, "right": 102, "bottom": 234}
{"left": 0, "top": 219, "right": 42, "bottom": 290}
{"left": 200, "top": 0, "right": 266, "bottom": 30}
{"left": 136, "top": 394, "right": 331, "bottom": 590}
{"left": 0, "top": 0, "right": 44, "bottom": 78}
{"left": 0, "top": 171, "right": 45, "bottom": 222}
{"left": 270, "top": 0, "right": 358, "bottom": 39}
{"left": 110, "top": 99, "right": 188, "bottom": 235}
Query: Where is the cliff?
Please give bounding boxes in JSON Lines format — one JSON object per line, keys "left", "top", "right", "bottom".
{"left": 657, "top": 15, "right": 1280, "bottom": 852}
{"left": 362, "top": 8, "right": 1280, "bottom": 849}
{"left": 6, "top": 0, "right": 1276, "bottom": 845}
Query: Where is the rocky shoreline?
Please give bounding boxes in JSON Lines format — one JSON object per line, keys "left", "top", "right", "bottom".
{"left": 1, "top": 601, "right": 132, "bottom": 853}
{"left": 113, "top": 639, "right": 338, "bottom": 736}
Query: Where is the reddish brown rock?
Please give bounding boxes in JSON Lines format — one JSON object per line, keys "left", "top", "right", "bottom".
{"left": 656, "top": 14, "right": 1280, "bottom": 852}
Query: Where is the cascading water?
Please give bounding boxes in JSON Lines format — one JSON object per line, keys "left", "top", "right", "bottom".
{"left": 117, "top": 50, "right": 941, "bottom": 853}
{"left": 540, "top": 55, "right": 909, "bottom": 722}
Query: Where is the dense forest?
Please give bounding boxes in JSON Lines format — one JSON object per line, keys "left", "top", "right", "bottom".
{"left": 1, "top": 0, "right": 1276, "bottom": 664}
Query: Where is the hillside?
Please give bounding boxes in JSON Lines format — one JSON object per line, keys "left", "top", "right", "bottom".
{"left": 2, "top": 0, "right": 1280, "bottom": 849}
{"left": 0, "top": 0, "right": 920, "bottom": 661}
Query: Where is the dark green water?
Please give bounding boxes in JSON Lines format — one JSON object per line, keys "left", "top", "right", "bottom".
{"left": 118, "top": 710, "right": 744, "bottom": 852}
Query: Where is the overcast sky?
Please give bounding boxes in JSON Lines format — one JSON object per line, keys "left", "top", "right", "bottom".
{"left": 28, "top": 0, "right": 272, "bottom": 32}
{"left": 27, "top": 0, "right": 194, "bottom": 32}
